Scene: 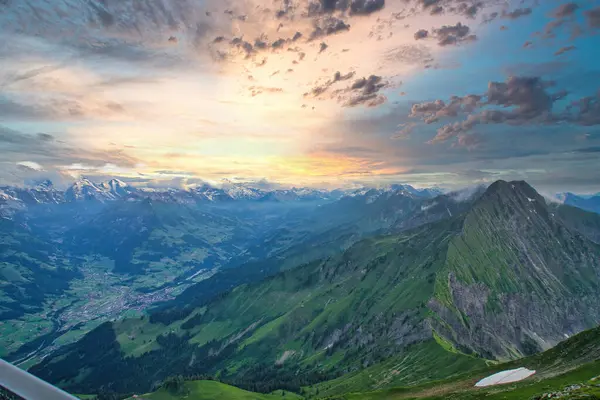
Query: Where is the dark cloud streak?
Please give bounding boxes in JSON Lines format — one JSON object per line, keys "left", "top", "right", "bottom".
{"left": 422, "top": 77, "right": 600, "bottom": 144}
{"left": 502, "top": 7, "right": 532, "bottom": 20}
{"left": 585, "top": 7, "right": 600, "bottom": 29}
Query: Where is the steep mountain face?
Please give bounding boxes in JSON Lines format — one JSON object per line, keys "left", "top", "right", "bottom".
{"left": 430, "top": 181, "right": 600, "bottom": 360}
{"left": 29, "top": 180, "right": 600, "bottom": 396}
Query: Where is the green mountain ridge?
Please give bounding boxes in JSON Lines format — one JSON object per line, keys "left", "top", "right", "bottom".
{"left": 86, "top": 323, "right": 600, "bottom": 400}
{"left": 29, "top": 180, "right": 600, "bottom": 397}
{"left": 430, "top": 180, "right": 600, "bottom": 360}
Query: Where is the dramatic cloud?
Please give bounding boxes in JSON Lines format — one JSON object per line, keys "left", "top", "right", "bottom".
{"left": 410, "top": 95, "right": 482, "bottom": 123}
{"left": 482, "top": 11, "right": 499, "bottom": 24}
{"left": 425, "top": 77, "right": 600, "bottom": 144}
{"left": 552, "top": 3, "right": 579, "bottom": 18}
{"left": 0, "top": 125, "right": 138, "bottom": 168}
{"left": 456, "top": 2, "right": 483, "bottom": 19}
{"left": 413, "top": 22, "right": 476, "bottom": 46}
{"left": 248, "top": 86, "right": 284, "bottom": 97}
{"left": 338, "top": 75, "right": 388, "bottom": 107}
{"left": 568, "top": 91, "right": 600, "bottom": 126}
{"left": 309, "top": 17, "right": 351, "bottom": 39}
{"left": 383, "top": 45, "right": 433, "bottom": 65}
{"left": 415, "top": 0, "right": 488, "bottom": 18}
{"left": 349, "top": 0, "right": 386, "bottom": 15}
{"left": 1, "top": 64, "right": 65, "bottom": 88}
{"left": 0, "top": 95, "right": 128, "bottom": 121}
{"left": 585, "top": 7, "right": 600, "bottom": 29}
{"left": 392, "top": 122, "right": 417, "bottom": 139}
{"left": 454, "top": 132, "right": 483, "bottom": 149}
{"left": 414, "top": 29, "right": 429, "bottom": 40}
{"left": 306, "top": 71, "right": 357, "bottom": 97}
{"left": 17, "top": 161, "right": 44, "bottom": 171}
{"left": 432, "top": 23, "right": 477, "bottom": 46}
{"left": 307, "top": 72, "right": 388, "bottom": 107}
{"left": 2, "top": 0, "right": 598, "bottom": 190}
{"left": 555, "top": 45, "right": 576, "bottom": 56}
{"left": 502, "top": 8, "right": 532, "bottom": 20}
{"left": 308, "top": 0, "right": 386, "bottom": 16}
{"left": 486, "top": 77, "right": 560, "bottom": 119}
{"left": 542, "top": 3, "right": 585, "bottom": 39}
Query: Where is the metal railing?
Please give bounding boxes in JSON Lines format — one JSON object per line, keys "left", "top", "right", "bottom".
{"left": 0, "top": 359, "right": 79, "bottom": 400}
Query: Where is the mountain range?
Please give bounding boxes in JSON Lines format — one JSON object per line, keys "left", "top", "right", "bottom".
{"left": 0, "top": 178, "right": 449, "bottom": 363}
{"left": 556, "top": 192, "right": 600, "bottom": 214}
{"left": 24, "top": 180, "right": 600, "bottom": 398}
{"left": 0, "top": 178, "right": 442, "bottom": 208}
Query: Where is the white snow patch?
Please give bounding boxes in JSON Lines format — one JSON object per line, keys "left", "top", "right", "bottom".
{"left": 475, "top": 368, "right": 536, "bottom": 387}
{"left": 527, "top": 197, "right": 536, "bottom": 202}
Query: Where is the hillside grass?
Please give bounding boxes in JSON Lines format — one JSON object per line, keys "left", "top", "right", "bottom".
{"left": 334, "top": 360, "right": 600, "bottom": 400}
{"left": 308, "top": 340, "right": 487, "bottom": 398}
{"left": 126, "top": 380, "right": 303, "bottom": 400}
{"left": 323, "top": 326, "right": 600, "bottom": 399}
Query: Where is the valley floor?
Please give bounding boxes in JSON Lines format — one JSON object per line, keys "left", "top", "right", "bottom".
{"left": 1, "top": 256, "right": 215, "bottom": 367}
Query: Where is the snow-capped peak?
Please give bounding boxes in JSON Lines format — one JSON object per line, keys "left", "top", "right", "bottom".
{"left": 100, "top": 179, "right": 132, "bottom": 196}
{"left": 222, "top": 184, "right": 265, "bottom": 200}
{"left": 36, "top": 179, "right": 54, "bottom": 190}
{"left": 66, "top": 178, "right": 132, "bottom": 202}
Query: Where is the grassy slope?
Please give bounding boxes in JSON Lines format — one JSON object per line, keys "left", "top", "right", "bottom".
{"left": 125, "top": 380, "right": 303, "bottom": 400}
{"left": 336, "top": 361, "right": 600, "bottom": 400}
{"left": 308, "top": 341, "right": 486, "bottom": 398}
{"left": 328, "top": 325, "right": 600, "bottom": 400}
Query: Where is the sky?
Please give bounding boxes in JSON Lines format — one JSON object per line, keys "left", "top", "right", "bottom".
{"left": 1, "top": 0, "right": 599, "bottom": 192}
